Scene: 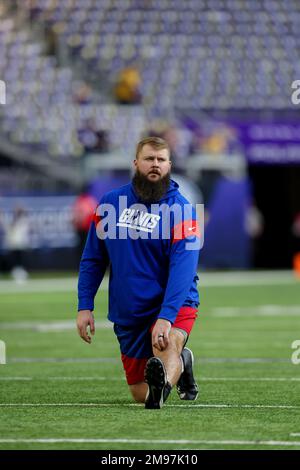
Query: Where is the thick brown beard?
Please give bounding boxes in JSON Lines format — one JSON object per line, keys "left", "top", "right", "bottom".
{"left": 132, "top": 169, "right": 171, "bottom": 203}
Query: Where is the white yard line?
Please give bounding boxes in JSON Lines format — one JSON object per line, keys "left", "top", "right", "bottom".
{"left": 0, "top": 377, "right": 33, "bottom": 381}
{"left": 0, "top": 271, "right": 298, "bottom": 294}
{"left": 2, "top": 303, "right": 300, "bottom": 332}
{"left": 200, "top": 271, "right": 299, "bottom": 287}
{"left": 0, "top": 278, "right": 107, "bottom": 294}
{"left": 2, "top": 302, "right": 300, "bottom": 331}
{"left": 198, "top": 377, "right": 300, "bottom": 381}
{"left": 0, "top": 278, "right": 79, "bottom": 294}
{"left": 212, "top": 305, "right": 300, "bottom": 317}
{"left": 0, "top": 320, "right": 112, "bottom": 331}
{"left": 7, "top": 358, "right": 119, "bottom": 363}
{"left": 5, "top": 357, "right": 289, "bottom": 364}
{"left": 0, "top": 438, "right": 300, "bottom": 447}
{"left": 0, "top": 403, "right": 299, "bottom": 409}
{"left": 1, "top": 376, "right": 300, "bottom": 382}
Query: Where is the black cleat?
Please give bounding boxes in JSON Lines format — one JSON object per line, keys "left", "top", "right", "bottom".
{"left": 176, "top": 348, "right": 198, "bottom": 400}
{"left": 144, "top": 357, "right": 172, "bottom": 409}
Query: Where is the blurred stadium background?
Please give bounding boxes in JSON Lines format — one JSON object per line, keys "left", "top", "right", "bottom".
{"left": 1, "top": 0, "right": 300, "bottom": 451}
{"left": 0, "top": 0, "right": 300, "bottom": 274}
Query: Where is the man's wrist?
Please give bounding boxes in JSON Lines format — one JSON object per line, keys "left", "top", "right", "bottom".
{"left": 78, "top": 297, "right": 94, "bottom": 311}
{"left": 156, "top": 317, "right": 172, "bottom": 325}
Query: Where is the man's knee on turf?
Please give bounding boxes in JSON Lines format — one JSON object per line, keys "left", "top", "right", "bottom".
{"left": 129, "top": 382, "right": 148, "bottom": 403}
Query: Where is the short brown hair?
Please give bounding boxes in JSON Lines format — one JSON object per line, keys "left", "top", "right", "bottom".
{"left": 135, "top": 136, "right": 170, "bottom": 160}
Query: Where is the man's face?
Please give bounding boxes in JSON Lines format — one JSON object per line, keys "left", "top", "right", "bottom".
{"left": 134, "top": 144, "right": 171, "bottom": 181}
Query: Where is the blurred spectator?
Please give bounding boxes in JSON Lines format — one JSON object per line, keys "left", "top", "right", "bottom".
{"left": 114, "top": 66, "right": 142, "bottom": 105}
{"left": 95, "top": 129, "right": 110, "bottom": 153}
{"left": 197, "top": 125, "right": 237, "bottom": 155}
{"left": 245, "top": 203, "right": 264, "bottom": 239}
{"left": 245, "top": 201, "right": 265, "bottom": 268}
{"left": 77, "top": 119, "right": 110, "bottom": 154}
{"left": 291, "top": 212, "right": 300, "bottom": 238}
{"left": 72, "top": 81, "right": 93, "bottom": 105}
{"left": 5, "top": 206, "right": 30, "bottom": 282}
{"left": 72, "top": 189, "right": 98, "bottom": 265}
{"left": 45, "top": 25, "right": 58, "bottom": 56}
{"left": 184, "top": 121, "right": 240, "bottom": 157}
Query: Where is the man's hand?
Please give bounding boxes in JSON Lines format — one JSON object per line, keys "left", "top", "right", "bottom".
{"left": 152, "top": 318, "right": 171, "bottom": 352}
{"left": 77, "top": 310, "right": 95, "bottom": 344}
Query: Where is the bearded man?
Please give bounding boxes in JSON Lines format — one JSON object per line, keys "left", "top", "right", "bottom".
{"left": 77, "top": 137, "right": 200, "bottom": 409}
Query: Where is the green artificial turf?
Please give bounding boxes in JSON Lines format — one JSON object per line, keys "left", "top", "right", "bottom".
{"left": 0, "top": 274, "right": 300, "bottom": 450}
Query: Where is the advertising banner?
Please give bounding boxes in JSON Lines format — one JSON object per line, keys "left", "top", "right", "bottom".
{"left": 0, "top": 196, "right": 77, "bottom": 249}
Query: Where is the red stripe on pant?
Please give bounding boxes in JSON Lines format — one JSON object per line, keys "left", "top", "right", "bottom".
{"left": 173, "top": 306, "right": 198, "bottom": 335}
{"left": 121, "top": 354, "right": 148, "bottom": 385}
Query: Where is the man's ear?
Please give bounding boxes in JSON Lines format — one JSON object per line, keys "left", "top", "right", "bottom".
{"left": 133, "top": 159, "right": 137, "bottom": 168}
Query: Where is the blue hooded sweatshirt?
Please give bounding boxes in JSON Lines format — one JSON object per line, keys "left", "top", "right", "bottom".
{"left": 78, "top": 179, "right": 200, "bottom": 326}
